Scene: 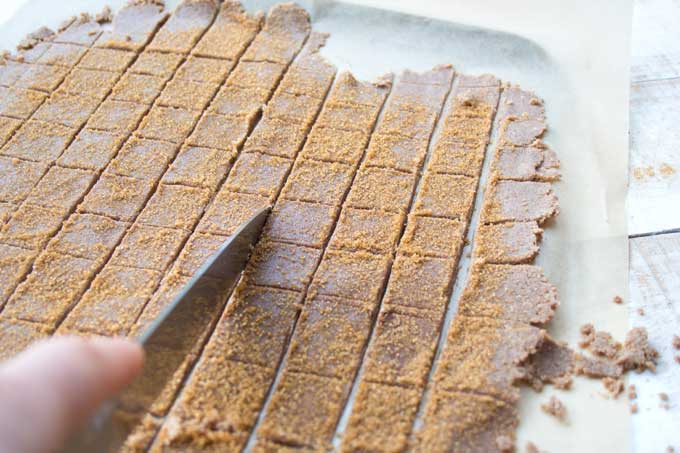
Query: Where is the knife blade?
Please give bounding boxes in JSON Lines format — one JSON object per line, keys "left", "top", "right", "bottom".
{"left": 63, "top": 206, "right": 270, "bottom": 453}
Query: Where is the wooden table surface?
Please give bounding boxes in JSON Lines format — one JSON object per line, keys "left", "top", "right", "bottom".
{"left": 628, "top": 0, "right": 680, "bottom": 450}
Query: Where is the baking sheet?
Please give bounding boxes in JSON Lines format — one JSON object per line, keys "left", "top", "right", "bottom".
{"left": 1, "top": 0, "right": 633, "bottom": 451}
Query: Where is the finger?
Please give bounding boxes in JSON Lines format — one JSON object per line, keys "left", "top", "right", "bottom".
{"left": 0, "top": 336, "right": 144, "bottom": 453}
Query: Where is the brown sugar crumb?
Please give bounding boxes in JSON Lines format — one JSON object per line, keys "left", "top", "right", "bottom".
{"left": 49, "top": 213, "right": 128, "bottom": 262}
{"left": 400, "top": 214, "right": 465, "bottom": 258}
{"left": 481, "top": 180, "right": 559, "bottom": 224}
{"left": 0, "top": 156, "right": 49, "bottom": 204}
{"left": 164, "top": 145, "right": 235, "bottom": 190}
{"left": 0, "top": 318, "right": 52, "bottom": 360}
{"left": 197, "top": 189, "right": 270, "bottom": 237}
{"left": 287, "top": 295, "right": 372, "bottom": 378}
{"left": 414, "top": 173, "right": 476, "bottom": 220}
{"left": 224, "top": 152, "right": 292, "bottom": 201}
{"left": 617, "top": 327, "right": 659, "bottom": 372}
{"left": 457, "top": 263, "right": 559, "bottom": 325}
{"left": 310, "top": 249, "right": 391, "bottom": 303}
{"left": 79, "top": 173, "right": 155, "bottom": 222}
{"left": 137, "top": 106, "right": 200, "bottom": 144}
{"left": 211, "top": 284, "right": 300, "bottom": 368}
{"left": 88, "top": 100, "right": 149, "bottom": 135}
{"left": 2, "top": 120, "right": 76, "bottom": 162}
{"left": 4, "top": 251, "right": 98, "bottom": 326}
{"left": 281, "top": 158, "right": 354, "bottom": 206}
{"left": 475, "top": 221, "right": 542, "bottom": 264}
{"left": 63, "top": 264, "right": 162, "bottom": 336}
{"left": 346, "top": 167, "right": 417, "bottom": 214}
{"left": 540, "top": 395, "right": 567, "bottom": 422}
{"left": 244, "top": 116, "right": 308, "bottom": 159}
{"left": 383, "top": 254, "right": 456, "bottom": 316}
{"left": 264, "top": 199, "right": 338, "bottom": 249}
{"left": 413, "top": 389, "right": 518, "bottom": 452}
{"left": 110, "top": 224, "right": 187, "bottom": 272}
{"left": 329, "top": 207, "right": 404, "bottom": 255}
{"left": 363, "top": 307, "right": 442, "bottom": 387}
{"left": 111, "top": 73, "right": 167, "bottom": 105}
{"left": 257, "top": 370, "right": 349, "bottom": 448}
{"left": 341, "top": 380, "right": 421, "bottom": 453}
{"left": 602, "top": 377, "right": 625, "bottom": 398}
{"left": 299, "top": 125, "right": 370, "bottom": 165}
{"left": 1, "top": 203, "right": 68, "bottom": 250}
{"left": 245, "top": 240, "right": 322, "bottom": 291}
{"left": 137, "top": 183, "right": 211, "bottom": 231}
{"left": 109, "top": 137, "right": 178, "bottom": 181}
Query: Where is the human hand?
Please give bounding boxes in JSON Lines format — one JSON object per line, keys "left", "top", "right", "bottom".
{"left": 0, "top": 336, "right": 144, "bottom": 453}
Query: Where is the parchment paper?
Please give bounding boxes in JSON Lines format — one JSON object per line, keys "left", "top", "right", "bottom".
{"left": 1, "top": 1, "right": 633, "bottom": 451}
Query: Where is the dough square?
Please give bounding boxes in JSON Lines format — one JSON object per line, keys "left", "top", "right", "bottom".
{"left": 0, "top": 156, "right": 48, "bottom": 204}
{"left": 111, "top": 73, "right": 166, "bottom": 105}
{"left": 346, "top": 167, "right": 417, "bottom": 213}
{"left": 158, "top": 79, "right": 220, "bottom": 111}
{"left": 0, "top": 87, "right": 46, "bottom": 119}
{"left": 187, "top": 113, "right": 254, "bottom": 150}
{"left": 33, "top": 91, "right": 100, "bottom": 128}
{"left": 311, "top": 249, "right": 392, "bottom": 303}
{"left": 4, "top": 251, "right": 98, "bottom": 326}
{"left": 281, "top": 159, "right": 354, "bottom": 206}
{"left": 197, "top": 190, "right": 271, "bottom": 237}
{"left": 414, "top": 173, "right": 476, "bottom": 220}
{"left": 109, "top": 137, "right": 177, "bottom": 181}
{"left": 1, "top": 204, "right": 67, "bottom": 250}
{"left": 176, "top": 56, "right": 234, "bottom": 83}
{"left": 58, "top": 129, "right": 125, "bottom": 171}
{"left": 137, "top": 183, "right": 212, "bottom": 231}
{"left": 79, "top": 173, "right": 155, "bottom": 222}
{"left": 25, "top": 166, "right": 96, "bottom": 211}
{"left": 110, "top": 224, "right": 188, "bottom": 271}
{"left": 2, "top": 120, "right": 76, "bottom": 162}
{"left": 78, "top": 47, "right": 136, "bottom": 72}
{"left": 299, "top": 125, "right": 369, "bottom": 166}
{"left": 175, "top": 232, "right": 229, "bottom": 277}
{"left": 399, "top": 214, "right": 466, "bottom": 258}
{"left": 58, "top": 68, "right": 119, "bottom": 101}
{"left": 0, "top": 244, "right": 37, "bottom": 306}
{"left": 287, "top": 294, "right": 373, "bottom": 378}
{"left": 264, "top": 199, "right": 338, "bottom": 248}
{"left": 137, "top": 106, "right": 200, "bottom": 144}
{"left": 163, "top": 145, "right": 235, "bottom": 190}
{"left": 244, "top": 240, "right": 322, "bottom": 291}
{"left": 243, "top": 116, "right": 307, "bottom": 159}
{"left": 224, "top": 152, "right": 292, "bottom": 201}
{"left": 15, "top": 64, "right": 69, "bottom": 93}
{"left": 362, "top": 307, "right": 441, "bottom": 387}
{"left": 49, "top": 213, "right": 128, "bottom": 262}
{"left": 88, "top": 100, "right": 149, "bottom": 135}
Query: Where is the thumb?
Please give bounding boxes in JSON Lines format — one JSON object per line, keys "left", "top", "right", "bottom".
{"left": 0, "top": 336, "right": 144, "bottom": 453}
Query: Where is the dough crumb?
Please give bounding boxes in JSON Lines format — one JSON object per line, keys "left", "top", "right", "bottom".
{"left": 630, "top": 402, "right": 638, "bottom": 414}
{"left": 628, "top": 384, "right": 637, "bottom": 400}
{"left": 526, "top": 441, "right": 541, "bottom": 453}
{"left": 617, "top": 327, "right": 658, "bottom": 372}
{"left": 602, "top": 377, "right": 624, "bottom": 398}
{"left": 638, "top": 308, "right": 645, "bottom": 316}
{"left": 540, "top": 395, "right": 567, "bottom": 422}
{"left": 672, "top": 335, "right": 680, "bottom": 349}
{"left": 495, "top": 435, "right": 514, "bottom": 452}
{"left": 95, "top": 6, "right": 113, "bottom": 24}
{"left": 613, "top": 295, "right": 623, "bottom": 304}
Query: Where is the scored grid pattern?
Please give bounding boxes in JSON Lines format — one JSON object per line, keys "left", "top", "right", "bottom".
{"left": 0, "top": 2, "right": 561, "bottom": 453}
{"left": 0, "top": 3, "right": 169, "bottom": 337}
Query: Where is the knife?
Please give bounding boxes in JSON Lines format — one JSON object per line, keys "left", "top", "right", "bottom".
{"left": 63, "top": 206, "right": 270, "bottom": 453}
